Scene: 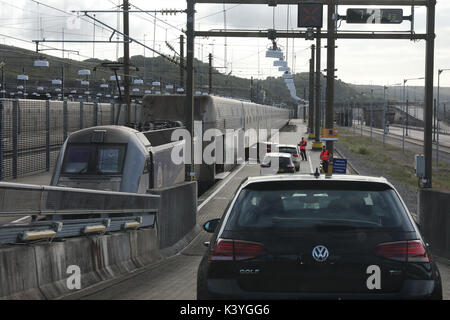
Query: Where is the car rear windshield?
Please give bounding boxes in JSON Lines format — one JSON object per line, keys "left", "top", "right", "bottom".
{"left": 279, "top": 147, "right": 297, "bottom": 154}
{"left": 262, "top": 156, "right": 292, "bottom": 167}
{"left": 62, "top": 144, "right": 126, "bottom": 175}
{"left": 225, "top": 181, "right": 414, "bottom": 232}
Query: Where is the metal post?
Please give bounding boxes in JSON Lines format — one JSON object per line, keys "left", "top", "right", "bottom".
{"left": 437, "top": 69, "right": 441, "bottom": 137}
{"left": 406, "top": 98, "right": 409, "bottom": 136}
{"left": 209, "top": 53, "right": 213, "bottom": 94}
{"left": 180, "top": 34, "right": 185, "bottom": 89}
{"left": 1, "top": 65, "right": 4, "bottom": 99}
{"left": 433, "top": 97, "right": 437, "bottom": 141}
{"left": 309, "top": 46, "right": 315, "bottom": 136}
{"left": 402, "top": 81, "right": 406, "bottom": 152}
{"left": 0, "top": 100, "right": 3, "bottom": 180}
{"left": 123, "top": 0, "right": 131, "bottom": 125}
{"left": 94, "top": 102, "right": 99, "bottom": 126}
{"left": 12, "top": 100, "right": 18, "bottom": 179}
{"left": 143, "top": 34, "right": 147, "bottom": 85}
{"left": 437, "top": 113, "right": 440, "bottom": 168}
{"left": 314, "top": 28, "right": 321, "bottom": 145}
{"left": 134, "top": 103, "right": 137, "bottom": 126}
{"left": 383, "top": 86, "right": 386, "bottom": 145}
{"left": 111, "top": 103, "right": 115, "bottom": 125}
{"left": 45, "top": 100, "right": 50, "bottom": 171}
{"left": 325, "top": 1, "right": 336, "bottom": 156}
{"left": 370, "top": 88, "right": 373, "bottom": 140}
{"left": 63, "top": 100, "right": 68, "bottom": 141}
{"left": 80, "top": 101, "right": 84, "bottom": 129}
{"left": 423, "top": 0, "right": 436, "bottom": 188}
{"left": 186, "top": 0, "right": 195, "bottom": 181}
{"left": 360, "top": 106, "right": 363, "bottom": 136}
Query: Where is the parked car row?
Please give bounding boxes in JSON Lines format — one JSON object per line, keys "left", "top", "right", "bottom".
{"left": 258, "top": 142, "right": 301, "bottom": 175}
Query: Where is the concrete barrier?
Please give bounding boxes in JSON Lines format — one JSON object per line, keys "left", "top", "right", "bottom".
{"left": 0, "top": 181, "right": 198, "bottom": 300}
{"left": 148, "top": 181, "right": 197, "bottom": 250}
{"left": 419, "top": 188, "right": 450, "bottom": 259}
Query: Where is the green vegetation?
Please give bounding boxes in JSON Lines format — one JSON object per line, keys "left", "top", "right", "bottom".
{"left": 337, "top": 129, "right": 450, "bottom": 191}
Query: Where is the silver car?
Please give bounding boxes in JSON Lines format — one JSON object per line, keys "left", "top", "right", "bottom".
{"left": 278, "top": 144, "right": 301, "bottom": 171}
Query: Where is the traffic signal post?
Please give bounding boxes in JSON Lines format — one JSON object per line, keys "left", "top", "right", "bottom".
{"left": 190, "top": 0, "right": 435, "bottom": 187}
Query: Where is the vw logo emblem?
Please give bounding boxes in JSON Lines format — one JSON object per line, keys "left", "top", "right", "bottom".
{"left": 312, "top": 245, "right": 329, "bottom": 262}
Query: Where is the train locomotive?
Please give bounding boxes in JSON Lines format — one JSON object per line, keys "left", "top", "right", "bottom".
{"left": 51, "top": 95, "right": 290, "bottom": 193}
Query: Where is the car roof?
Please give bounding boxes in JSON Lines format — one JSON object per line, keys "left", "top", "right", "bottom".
{"left": 243, "top": 174, "right": 392, "bottom": 187}
{"left": 277, "top": 144, "right": 298, "bottom": 149}
{"left": 263, "top": 152, "right": 292, "bottom": 158}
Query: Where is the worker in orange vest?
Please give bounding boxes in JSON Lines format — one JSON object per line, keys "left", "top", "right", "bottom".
{"left": 298, "top": 137, "right": 307, "bottom": 161}
{"left": 320, "top": 145, "right": 330, "bottom": 173}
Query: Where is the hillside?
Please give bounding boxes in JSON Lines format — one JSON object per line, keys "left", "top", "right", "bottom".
{"left": 2, "top": 43, "right": 449, "bottom": 114}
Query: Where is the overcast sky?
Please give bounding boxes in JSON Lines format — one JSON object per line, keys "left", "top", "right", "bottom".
{"left": 1, "top": 0, "right": 450, "bottom": 88}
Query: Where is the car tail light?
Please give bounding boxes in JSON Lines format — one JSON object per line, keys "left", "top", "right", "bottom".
{"left": 209, "top": 238, "right": 265, "bottom": 261}
{"left": 293, "top": 153, "right": 299, "bottom": 157}
{"left": 209, "top": 239, "right": 234, "bottom": 261}
{"left": 234, "top": 240, "right": 266, "bottom": 261}
{"left": 376, "top": 240, "right": 429, "bottom": 263}
{"left": 286, "top": 164, "right": 295, "bottom": 169}
{"left": 261, "top": 163, "right": 271, "bottom": 168}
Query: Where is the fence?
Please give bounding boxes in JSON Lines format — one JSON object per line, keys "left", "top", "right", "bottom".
{"left": 0, "top": 99, "right": 142, "bottom": 181}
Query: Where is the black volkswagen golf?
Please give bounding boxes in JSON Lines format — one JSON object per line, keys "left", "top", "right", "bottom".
{"left": 197, "top": 175, "right": 442, "bottom": 300}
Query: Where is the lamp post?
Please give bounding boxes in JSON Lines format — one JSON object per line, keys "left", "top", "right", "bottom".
{"left": 383, "top": 86, "right": 388, "bottom": 145}
{"left": 437, "top": 69, "right": 450, "bottom": 168}
{"left": 368, "top": 88, "right": 373, "bottom": 140}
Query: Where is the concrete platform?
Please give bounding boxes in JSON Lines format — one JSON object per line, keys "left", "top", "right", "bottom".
{"left": 4, "top": 171, "right": 52, "bottom": 186}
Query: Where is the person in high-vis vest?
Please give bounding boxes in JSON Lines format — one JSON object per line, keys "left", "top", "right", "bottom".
{"left": 298, "top": 137, "right": 307, "bottom": 161}
{"left": 320, "top": 145, "right": 330, "bottom": 173}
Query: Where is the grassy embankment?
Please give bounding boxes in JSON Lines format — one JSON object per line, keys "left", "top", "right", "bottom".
{"left": 336, "top": 129, "right": 450, "bottom": 191}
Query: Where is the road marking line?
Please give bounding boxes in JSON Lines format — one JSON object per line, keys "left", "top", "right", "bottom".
{"left": 308, "top": 151, "right": 314, "bottom": 173}
{"left": 198, "top": 161, "right": 248, "bottom": 211}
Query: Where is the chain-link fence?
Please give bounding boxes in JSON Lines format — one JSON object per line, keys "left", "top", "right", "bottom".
{"left": 0, "top": 99, "right": 142, "bottom": 181}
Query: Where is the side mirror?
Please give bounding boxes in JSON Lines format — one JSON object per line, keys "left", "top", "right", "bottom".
{"left": 203, "top": 219, "right": 220, "bottom": 233}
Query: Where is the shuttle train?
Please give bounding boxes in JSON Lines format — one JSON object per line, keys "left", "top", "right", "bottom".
{"left": 51, "top": 95, "right": 290, "bottom": 193}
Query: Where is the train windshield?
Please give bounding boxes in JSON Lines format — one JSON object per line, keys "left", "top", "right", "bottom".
{"left": 62, "top": 144, "right": 126, "bottom": 175}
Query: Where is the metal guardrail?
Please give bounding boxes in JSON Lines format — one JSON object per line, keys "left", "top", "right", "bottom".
{"left": 0, "top": 182, "right": 160, "bottom": 245}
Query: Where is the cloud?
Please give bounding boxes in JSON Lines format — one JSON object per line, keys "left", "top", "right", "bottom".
{"left": 1, "top": 1, "right": 450, "bottom": 86}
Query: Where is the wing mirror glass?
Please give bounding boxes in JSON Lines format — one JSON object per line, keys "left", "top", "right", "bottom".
{"left": 203, "top": 219, "right": 220, "bottom": 233}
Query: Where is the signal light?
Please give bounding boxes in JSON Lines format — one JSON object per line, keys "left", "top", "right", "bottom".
{"left": 209, "top": 238, "right": 265, "bottom": 262}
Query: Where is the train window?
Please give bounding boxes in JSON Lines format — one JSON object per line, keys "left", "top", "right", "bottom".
{"left": 97, "top": 146, "right": 126, "bottom": 174}
{"left": 63, "top": 145, "right": 94, "bottom": 173}
{"left": 62, "top": 144, "right": 126, "bottom": 175}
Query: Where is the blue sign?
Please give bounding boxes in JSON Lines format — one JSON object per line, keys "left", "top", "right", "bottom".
{"left": 333, "top": 158, "right": 347, "bottom": 174}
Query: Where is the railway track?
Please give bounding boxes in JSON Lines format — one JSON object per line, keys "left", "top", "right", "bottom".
{"left": 346, "top": 125, "right": 450, "bottom": 155}
{"left": 334, "top": 147, "right": 360, "bottom": 175}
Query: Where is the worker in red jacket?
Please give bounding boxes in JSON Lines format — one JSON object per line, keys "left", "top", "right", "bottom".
{"left": 298, "top": 137, "right": 307, "bottom": 161}
{"left": 320, "top": 145, "right": 330, "bottom": 173}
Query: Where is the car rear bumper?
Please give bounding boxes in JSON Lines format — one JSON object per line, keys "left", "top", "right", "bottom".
{"left": 199, "top": 279, "right": 441, "bottom": 300}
